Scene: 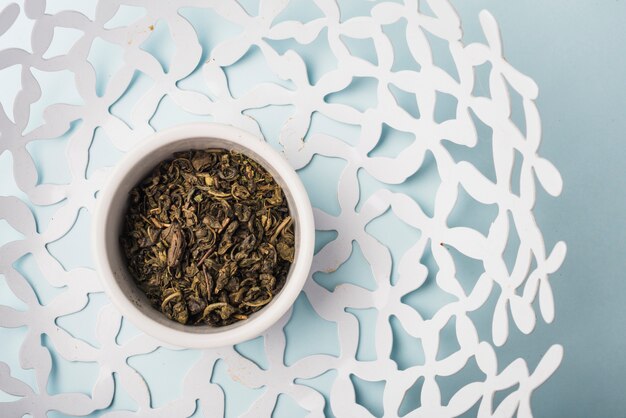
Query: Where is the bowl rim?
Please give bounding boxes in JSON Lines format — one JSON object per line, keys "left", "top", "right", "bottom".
{"left": 92, "top": 123, "right": 314, "bottom": 348}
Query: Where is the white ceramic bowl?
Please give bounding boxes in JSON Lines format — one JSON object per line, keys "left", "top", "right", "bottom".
{"left": 92, "top": 123, "right": 314, "bottom": 348}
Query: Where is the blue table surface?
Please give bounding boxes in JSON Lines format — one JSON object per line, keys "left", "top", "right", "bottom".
{"left": 459, "top": 2, "right": 626, "bottom": 417}
{"left": 1, "top": 1, "right": 625, "bottom": 417}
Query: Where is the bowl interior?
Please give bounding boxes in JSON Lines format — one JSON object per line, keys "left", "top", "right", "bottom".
{"left": 102, "top": 135, "right": 304, "bottom": 336}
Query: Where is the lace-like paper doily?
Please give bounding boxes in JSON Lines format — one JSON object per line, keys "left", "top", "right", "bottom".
{"left": 0, "top": 0, "right": 565, "bottom": 417}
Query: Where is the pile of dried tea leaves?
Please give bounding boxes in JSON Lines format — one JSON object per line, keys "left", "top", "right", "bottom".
{"left": 120, "top": 149, "right": 294, "bottom": 326}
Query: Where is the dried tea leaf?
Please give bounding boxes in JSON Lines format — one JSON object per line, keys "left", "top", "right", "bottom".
{"left": 120, "top": 148, "right": 295, "bottom": 327}
{"left": 167, "top": 223, "right": 185, "bottom": 267}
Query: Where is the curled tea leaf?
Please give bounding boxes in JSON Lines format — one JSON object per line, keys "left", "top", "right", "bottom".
{"left": 277, "top": 241, "right": 294, "bottom": 262}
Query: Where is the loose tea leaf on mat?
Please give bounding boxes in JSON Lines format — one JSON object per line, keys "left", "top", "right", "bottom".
{"left": 120, "top": 149, "right": 295, "bottom": 326}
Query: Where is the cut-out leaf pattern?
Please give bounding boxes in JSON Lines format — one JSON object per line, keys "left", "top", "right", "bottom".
{"left": 0, "top": 1, "right": 564, "bottom": 417}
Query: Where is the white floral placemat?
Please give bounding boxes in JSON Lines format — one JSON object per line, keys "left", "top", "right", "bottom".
{"left": 0, "top": 0, "right": 565, "bottom": 416}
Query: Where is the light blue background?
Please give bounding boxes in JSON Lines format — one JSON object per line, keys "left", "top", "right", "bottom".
{"left": 453, "top": 2, "right": 626, "bottom": 417}
{"left": 1, "top": 1, "right": 625, "bottom": 417}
